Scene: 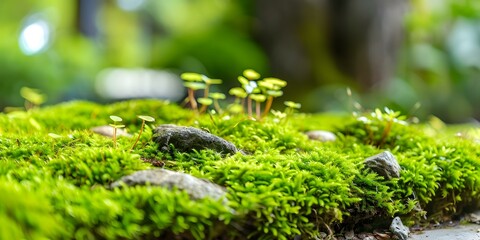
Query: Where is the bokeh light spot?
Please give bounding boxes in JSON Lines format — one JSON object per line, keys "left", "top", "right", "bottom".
{"left": 19, "top": 17, "right": 51, "bottom": 55}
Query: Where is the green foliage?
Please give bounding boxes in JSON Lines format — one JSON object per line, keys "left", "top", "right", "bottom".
{"left": 0, "top": 179, "right": 66, "bottom": 239}
{"left": 396, "top": 0, "right": 480, "bottom": 122}
{"left": 20, "top": 87, "right": 47, "bottom": 109}
{"left": 338, "top": 107, "right": 417, "bottom": 149}
{"left": 47, "top": 148, "right": 149, "bottom": 186}
{"left": 338, "top": 107, "right": 480, "bottom": 223}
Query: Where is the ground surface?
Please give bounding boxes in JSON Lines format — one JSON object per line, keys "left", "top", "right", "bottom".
{"left": 1, "top": 100, "right": 479, "bottom": 239}
{"left": 411, "top": 224, "right": 480, "bottom": 240}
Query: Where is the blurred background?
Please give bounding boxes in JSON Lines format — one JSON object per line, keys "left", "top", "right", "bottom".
{"left": 0, "top": 0, "right": 479, "bottom": 123}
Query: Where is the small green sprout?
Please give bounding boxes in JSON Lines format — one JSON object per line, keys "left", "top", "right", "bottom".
{"left": 229, "top": 87, "right": 247, "bottom": 102}
{"left": 375, "top": 107, "right": 406, "bottom": 147}
{"left": 180, "top": 72, "right": 204, "bottom": 81}
{"left": 202, "top": 78, "right": 222, "bottom": 99}
{"left": 180, "top": 73, "right": 221, "bottom": 114}
{"left": 131, "top": 115, "right": 155, "bottom": 151}
{"left": 346, "top": 87, "right": 363, "bottom": 115}
{"left": 352, "top": 107, "right": 408, "bottom": 147}
{"left": 48, "top": 133, "right": 62, "bottom": 149}
{"left": 183, "top": 82, "right": 206, "bottom": 113}
{"left": 181, "top": 73, "right": 207, "bottom": 113}
{"left": 198, "top": 97, "right": 213, "bottom": 113}
{"left": 228, "top": 87, "right": 247, "bottom": 114}
{"left": 250, "top": 94, "right": 267, "bottom": 119}
{"left": 284, "top": 101, "right": 301, "bottom": 114}
{"left": 20, "top": 87, "right": 46, "bottom": 110}
{"left": 258, "top": 77, "right": 287, "bottom": 117}
{"left": 284, "top": 101, "right": 301, "bottom": 109}
{"left": 109, "top": 115, "right": 125, "bottom": 148}
{"left": 239, "top": 70, "right": 261, "bottom": 117}
{"left": 283, "top": 101, "right": 301, "bottom": 123}
{"left": 179, "top": 69, "right": 291, "bottom": 119}
{"left": 48, "top": 133, "right": 62, "bottom": 139}
{"left": 209, "top": 92, "right": 226, "bottom": 114}
{"left": 243, "top": 69, "right": 261, "bottom": 80}
{"left": 271, "top": 110, "right": 287, "bottom": 123}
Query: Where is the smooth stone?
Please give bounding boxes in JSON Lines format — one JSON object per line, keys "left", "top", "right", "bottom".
{"left": 410, "top": 224, "right": 480, "bottom": 240}
{"left": 91, "top": 125, "right": 132, "bottom": 138}
{"left": 364, "top": 151, "right": 401, "bottom": 179}
{"left": 153, "top": 124, "right": 239, "bottom": 156}
{"left": 464, "top": 210, "right": 480, "bottom": 224}
{"left": 111, "top": 169, "right": 227, "bottom": 204}
{"left": 344, "top": 230, "right": 355, "bottom": 240}
{"left": 305, "top": 130, "right": 337, "bottom": 142}
{"left": 389, "top": 217, "right": 410, "bottom": 240}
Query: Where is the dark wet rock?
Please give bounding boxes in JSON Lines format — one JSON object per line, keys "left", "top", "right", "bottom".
{"left": 91, "top": 125, "right": 132, "bottom": 138}
{"left": 153, "top": 124, "right": 239, "bottom": 156}
{"left": 305, "top": 130, "right": 337, "bottom": 142}
{"left": 364, "top": 151, "right": 401, "bottom": 179}
{"left": 111, "top": 169, "right": 227, "bottom": 203}
{"left": 390, "top": 217, "right": 409, "bottom": 240}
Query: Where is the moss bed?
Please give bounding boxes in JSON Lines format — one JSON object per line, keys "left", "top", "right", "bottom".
{"left": 1, "top": 99, "right": 479, "bottom": 239}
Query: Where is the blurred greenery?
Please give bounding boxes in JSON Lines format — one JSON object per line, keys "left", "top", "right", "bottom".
{"left": 394, "top": 0, "right": 480, "bottom": 122}
{"left": 0, "top": 0, "right": 479, "bottom": 122}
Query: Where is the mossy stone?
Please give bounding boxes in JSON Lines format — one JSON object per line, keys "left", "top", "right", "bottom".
{"left": 111, "top": 169, "right": 228, "bottom": 204}
{"left": 364, "top": 151, "right": 401, "bottom": 179}
{"left": 153, "top": 124, "right": 239, "bottom": 156}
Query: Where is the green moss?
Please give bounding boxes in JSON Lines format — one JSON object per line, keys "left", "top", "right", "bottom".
{"left": 0, "top": 99, "right": 479, "bottom": 239}
{"left": 0, "top": 179, "right": 66, "bottom": 239}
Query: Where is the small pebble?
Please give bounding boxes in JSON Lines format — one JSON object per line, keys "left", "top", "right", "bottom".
{"left": 306, "top": 130, "right": 337, "bottom": 142}
{"left": 345, "top": 230, "right": 355, "bottom": 240}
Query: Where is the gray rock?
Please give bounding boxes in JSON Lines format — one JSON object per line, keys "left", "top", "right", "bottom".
{"left": 318, "top": 232, "right": 328, "bottom": 239}
{"left": 364, "top": 151, "right": 401, "bottom": 179}
{"left": 153, "top": 124, "right": 239, "bottom": 156}
{"left": 464, "top": 210, "right": 480, "bottom": 224}
{"left": 91, "top": 125, "right": 132, "bottom": 138}
{"left": 111, "top": 169, "right": 227, "bottom": 203}
{"left": 344, "top": 230, "right": 355, "bottom": 240}
{"left": 389, "top": 217, "right": 409, "bottom": 240}
{"left": 306, "top": 130, "right": 337, "bottom": 142}
{"left": 410, "top": 223, "right": 480, "bottom": 240}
